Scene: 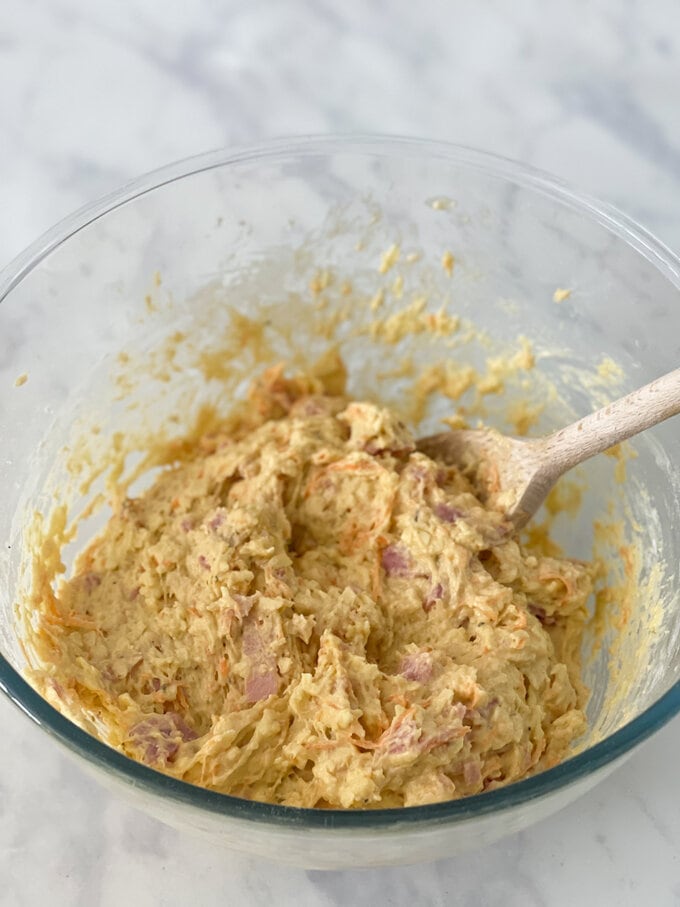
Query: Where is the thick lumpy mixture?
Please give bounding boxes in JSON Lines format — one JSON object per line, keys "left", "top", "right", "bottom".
{"left": 32, "top": 367, "right": 592, "bottom": 808}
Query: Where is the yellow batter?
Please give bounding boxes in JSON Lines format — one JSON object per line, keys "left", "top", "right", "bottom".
{"left": 31, "top": 366, "right": 592, "bottom": 808}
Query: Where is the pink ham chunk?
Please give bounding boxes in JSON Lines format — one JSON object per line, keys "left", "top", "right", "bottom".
{"left": 381, "top": 544, "right": 410, "bottom": 577}
{"left": 399, "top": 650, "right": 434, "bottom": 684}
{"left": 528, "top": 603, "right": 556, "bottom": 626}
{"left": 378, "top": 704, "right": 466, "bottom": 759}
{"left": 207, "top": 509, "right": 227, "bottom": 530}
{"left": 433, "top": 502, "right": 462, "bottom": 523}
{"left": 469, "top": 697, "right": 499, "bottom": 723}
{"left": 378, "top": 713, "right": 421, "bottom": 755}
{"left": 231, "top": 592, "right": 257, "bottom": 619}
{"left": 128, "top": 712, "right": 198, "bottom": 765}
{"left": 242, "top": 614, "right": 280, "bottom": 703}
{"left": 423, "top": 582, "right": 444, "bottom": 613}
{"left": 419, "top": 703, "right": 468, "bottom": 753}
{"left": 463, "top": 759, "right": 482, "bottom": 787}
{"left": 245, "top": 672, "right": 279, "bottom": 702}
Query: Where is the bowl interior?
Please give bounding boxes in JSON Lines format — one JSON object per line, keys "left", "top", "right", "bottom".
{"left": 1, "top": 140, "right": 680, "bottom": 798}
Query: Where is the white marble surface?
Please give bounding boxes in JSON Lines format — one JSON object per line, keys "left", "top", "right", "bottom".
{"left": 1, "top": 0, "right": 680, "bottom": 903}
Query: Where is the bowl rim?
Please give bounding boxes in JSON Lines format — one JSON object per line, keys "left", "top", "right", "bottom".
{"left": 1, "top": 133, "right": 679, "bottom": 829}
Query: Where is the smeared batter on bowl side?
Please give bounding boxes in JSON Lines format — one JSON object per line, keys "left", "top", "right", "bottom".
{"left": 31, "top": 366, "right": 592, "bottom": 808}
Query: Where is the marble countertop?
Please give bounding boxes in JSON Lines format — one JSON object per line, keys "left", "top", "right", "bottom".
{"left": 1, "top": 1, "right": 679, "bottom": 903}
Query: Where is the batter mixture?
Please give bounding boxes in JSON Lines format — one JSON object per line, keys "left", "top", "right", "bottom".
{"left": 32, "top": 365, "right": 592, "bottom": 808}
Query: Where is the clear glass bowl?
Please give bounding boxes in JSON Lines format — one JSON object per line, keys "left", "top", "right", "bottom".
{"left": 1, "top": 136, "right": 679, "bottom": 869}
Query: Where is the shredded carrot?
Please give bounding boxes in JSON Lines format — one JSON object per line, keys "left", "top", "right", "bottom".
{"left": 350, "top": 736, "right": 380, "bottom": 751}
{"left": 513, "top": 610, "right": 528, "bottom": 631}
{"left": 302, "top": 468, "right": 333, "bottom": 498}
{"left": 325, "top": 459, "right": 379, "bottom": 475}
{"left": 44, "top": 611, "right": 99, "bottom": 631}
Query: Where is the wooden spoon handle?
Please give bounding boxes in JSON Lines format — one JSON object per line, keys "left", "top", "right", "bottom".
{"left": 541, "top": 367, "right": 680, "bottom": 478}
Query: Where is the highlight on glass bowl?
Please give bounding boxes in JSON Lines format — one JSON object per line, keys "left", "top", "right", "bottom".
{"left": 1, "top": 136, "right": 679, "bottom": 869}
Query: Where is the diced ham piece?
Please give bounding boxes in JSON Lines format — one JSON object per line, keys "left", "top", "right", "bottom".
{"left": 423, "top": 582, "right": 444, "bottom": 613}
{"left": 528, "top": 603, "right": 556, "bottom": 626}
{"left": 376, "top": 702, "right": 467, "bottom": 759}
{"left": 405, "top": 462, "right": 430, "bottom": 482}
{"left": 463, "top": 759, "right": 482, "bottom": 787}
{"left": 419, "top": 704, "right": 468, "bottom": 753}
{"left": 381, "top": 544, "right": 410, "bottom": 577}
{"left": 198, "top": 555, "right": 211, "bottom": 571}
{"left": 180, "top": 517, "right": 193, "bottom": 532}
{"left": 378, "top": 713, "right": 421, "bottom": 755}
{"left": 399, "top": 650, "right": 434, "bottom": 684}
{"left": 83, "top": 573, "right": 101, "bottom": 593}
{"left": 231, "top": 592, "right": 257, "bottom": 619}
{"left": 433, "top": 503, "right": 462, "bottom": 523}
{"left": 435, "top": 468, "right": 449, "bottom": 487}
{"left": 241, "top": 617, "right": 266, "bottom": 658}
{"left": 421, "top": 726, "right": 464, "bottom": 753}
{"left": 242, "top": 614, "right": 279, "bottom": 703}
{"left": 245, "top": 672, "right": 279, "bottom": 702}
{"left": 208, "top": 509, "right": 226, "bottom": 530}
{"left": 473, "top": 697, "right": 499, "bottom": 722}
{"left": 128, "top": 712, "right": 198, "bottom": 765}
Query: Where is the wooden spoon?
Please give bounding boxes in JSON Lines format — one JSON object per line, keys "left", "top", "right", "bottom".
{"left": 417, "top": 368, "right": 680, "bottom": 531}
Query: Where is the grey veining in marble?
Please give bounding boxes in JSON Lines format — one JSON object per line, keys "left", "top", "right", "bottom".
{"left": 1, "top": 0, "right": 680, "bottom": 904}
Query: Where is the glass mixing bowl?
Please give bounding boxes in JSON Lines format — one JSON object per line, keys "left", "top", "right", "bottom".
{"left": 1, "top": 136, "right": 679, "bottom": 869}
